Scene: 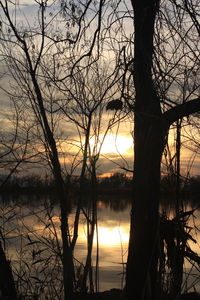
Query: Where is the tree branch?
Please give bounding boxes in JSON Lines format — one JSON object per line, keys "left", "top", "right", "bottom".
{"left": 163, "top": 97, "right": 200, "bottom": 128}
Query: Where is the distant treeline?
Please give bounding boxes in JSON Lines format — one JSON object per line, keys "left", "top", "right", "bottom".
{"left": 1, "top": 173, "right": 200, "bottom": 198}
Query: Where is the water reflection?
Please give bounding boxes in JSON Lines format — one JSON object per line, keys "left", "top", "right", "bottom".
{"left": 0, "top": 194, "right": 131, "bottom": 291}
{"left": 73, "top": 197, "right": 131, "bottom": 290}
{"left": 0, "top": 194, "right": 200, "bottom": 293}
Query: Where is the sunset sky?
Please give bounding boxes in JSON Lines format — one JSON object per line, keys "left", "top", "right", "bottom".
{"left": 0, "top": 1, "right": 199, "bottom": 178}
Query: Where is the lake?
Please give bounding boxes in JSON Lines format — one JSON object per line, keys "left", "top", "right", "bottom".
{"left": 0, "top": 193, "right": 199, "bottom": 297}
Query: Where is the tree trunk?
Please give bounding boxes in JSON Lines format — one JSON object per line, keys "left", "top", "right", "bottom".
{"left": 125, "top": 118, "right": 166, "bottom": 300}
{"left": 56, "top": 176, "right": 75, "bottom": 300}
{"left": 0, "top": 241, "right": 17, "bottom": 300}
{"left": 125, "top": 2, "right": 163, "bottom": 298}
{"left": 81, "top": 159, "right": 98, "bottom": 294}
{"left": 125, "top": 1, "right": 200, "bottom": 298}
{"left": 170, "top": 120, "right": 184, "bottom": 299}
{"left": 30, "top": 73, "right": 75, "bottom": 299}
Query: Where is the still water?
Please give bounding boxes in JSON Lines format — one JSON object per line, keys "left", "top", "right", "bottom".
{"left": 0, "top": 194, "right": 131, "bottom": 292}
{"left": 74, "top": 198, "right": 130, "bottom": 290}
{"left": 0, "top": 193, "right": 200, "bottom": 294}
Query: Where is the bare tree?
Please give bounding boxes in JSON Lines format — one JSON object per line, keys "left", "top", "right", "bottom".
{"left": 57, "top": 59, "right": 129, "bottom": 293}
{"left": 0, "top": 1, "right": 129, "bottom": 298}
{"left": 0, "top": 1, "right": 79, "bottom": 298}
{"left": 0, "top": 1, "right": 200, "bottom": 300}
{"left": 124, "top": 1, "right": 200, "bottom": 299}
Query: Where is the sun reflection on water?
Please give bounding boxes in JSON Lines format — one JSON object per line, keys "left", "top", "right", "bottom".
{"left": 94, "top": 226, "right": 129, "bottom": 246}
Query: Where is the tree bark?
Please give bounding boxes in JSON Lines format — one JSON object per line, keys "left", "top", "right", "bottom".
{"left": 125, "top": 1, "right": 163, "bottom": 299}
{"left": 125, "top": 119, "right": 166, "bottom": 300}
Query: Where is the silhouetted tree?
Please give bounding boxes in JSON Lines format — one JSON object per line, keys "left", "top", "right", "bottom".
{"left": 0, "top": 1, "right": 200, "bottom": 299}
{"left": 125, "top": 1, "right": 200, "bottom": 299}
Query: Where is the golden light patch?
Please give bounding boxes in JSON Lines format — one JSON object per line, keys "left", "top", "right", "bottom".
{"left": 94, "top": 226, "right": 129, "bottom": 246}
{"left": 90, "top": 134, "right": 133, "bottom": 156}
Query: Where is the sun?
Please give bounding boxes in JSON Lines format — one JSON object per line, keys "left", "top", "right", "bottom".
{"left": 90, "top": 134, "right": 133, "bottom": 155}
